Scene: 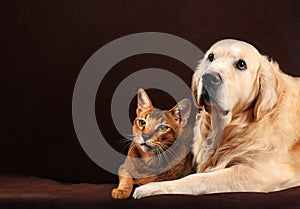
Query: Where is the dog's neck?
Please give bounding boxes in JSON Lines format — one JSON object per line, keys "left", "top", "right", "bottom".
{"left": 193, "top": 106, "right": 255, "bottom": 172}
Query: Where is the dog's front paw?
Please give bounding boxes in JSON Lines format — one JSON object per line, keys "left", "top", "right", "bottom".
{"left": 133, "top": 182, "right": 168, "bottom": 199}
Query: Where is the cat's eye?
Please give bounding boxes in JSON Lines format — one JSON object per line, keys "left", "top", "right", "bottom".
{"left": 137, "top": 119, "right": 146, "bottom": 128}
{"left": 157, "top": 125, "right": 168, "bottom": 132}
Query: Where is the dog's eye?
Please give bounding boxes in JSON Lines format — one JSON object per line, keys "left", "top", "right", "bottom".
{"left": 236, "top": 59, "right": 247, "bottom": 70}
{"left": 208, "top": 53, "right": 214, "bottom": 62}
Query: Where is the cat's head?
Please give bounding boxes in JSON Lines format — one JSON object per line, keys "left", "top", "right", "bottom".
{"left": 133, "top": 88, "right": 191, "bottom": 154}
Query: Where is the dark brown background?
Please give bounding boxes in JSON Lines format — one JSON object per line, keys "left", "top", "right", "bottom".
{"left": 1, "top": 0, "right": 299, "bottom": 183}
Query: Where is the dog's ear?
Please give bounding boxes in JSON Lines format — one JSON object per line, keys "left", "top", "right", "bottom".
{"left": 192, "top": 59, "right": 205, "bottom": 109}
{"left": 254, "top": 56, "right": 279, "bottom": 121}
{"left": 191, "top": 72, "right": 201, "bottom": 108}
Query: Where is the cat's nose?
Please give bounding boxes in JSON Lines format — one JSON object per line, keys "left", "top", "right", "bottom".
{"left": 142, "top": 133, "right": 152, "bottom": 141}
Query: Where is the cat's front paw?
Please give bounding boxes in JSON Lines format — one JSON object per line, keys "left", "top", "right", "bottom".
{"left": 111, "top": 188, "right": 131, "bottom": 199}
{"left": 133, "top": 182, "right": 166, "bottom": 199}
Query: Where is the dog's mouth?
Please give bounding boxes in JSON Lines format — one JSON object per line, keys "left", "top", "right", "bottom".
{"left": 199, "top": 87, "right": 211, "bottom": 108}
{"left": 199, "top": 87, "right": 229, "bottom": 116}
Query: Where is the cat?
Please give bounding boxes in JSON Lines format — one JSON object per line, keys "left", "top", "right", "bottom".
{"left": 112, "top": 88, "right": 194, "bottom": 199}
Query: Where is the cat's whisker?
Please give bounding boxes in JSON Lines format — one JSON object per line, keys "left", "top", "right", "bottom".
{"left": 157, "top": 149, "right": 163, "bottom": 168}
{"left": 119, "top": 138, "right": 134, "bottom": 147}
{"left": 119, "top": 137, "right": 134, "bottom": 143}
{"left": 161, "top": 143, "right": 179, "bottom": 167}
{"left": 127, "top": 142, "right": 138, "bottom": 154}
{"left": 157, "top": 145, "right": 172, "bottom": 170}
{"left": 119, "top": 137, "right": 135, "bottom": 152}
{"left": 156, "top": 147, "right": 165, "bottom": 169}
{"left": 124, "top": 133, "right": 135, "bottom": 138}
{"left": 162, "top": 142, "right": 179, "bottom": 157}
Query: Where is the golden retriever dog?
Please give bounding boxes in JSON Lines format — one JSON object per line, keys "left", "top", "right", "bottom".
{"left": 133, "top": 39, "right": 300, "bottom": 199}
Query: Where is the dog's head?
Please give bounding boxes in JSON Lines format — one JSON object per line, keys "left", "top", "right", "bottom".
{"left": 192, "top": 39, "right": 278, "bottom": 120}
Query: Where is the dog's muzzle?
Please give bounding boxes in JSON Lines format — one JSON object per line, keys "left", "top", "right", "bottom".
{"left": 201, "top": 71, "right": 222, "bottom": 101}
{"left": 199, "top": 71, "right": 227, "bottom": 115}
{"left": 202, "top": 71, "right": 223, "bottom": 89}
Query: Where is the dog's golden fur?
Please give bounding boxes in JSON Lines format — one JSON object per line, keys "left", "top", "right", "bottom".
{"left": 133, "top": 39, "right": 300, "bottom": 198}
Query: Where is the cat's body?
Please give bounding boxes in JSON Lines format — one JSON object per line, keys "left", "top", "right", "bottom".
{"left": 111, "top": 89, "right": 194, "bottom": 199}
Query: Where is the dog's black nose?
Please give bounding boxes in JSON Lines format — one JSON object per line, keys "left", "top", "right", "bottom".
{"left": 202, "top": 71, "right": 222, "bottom": 87}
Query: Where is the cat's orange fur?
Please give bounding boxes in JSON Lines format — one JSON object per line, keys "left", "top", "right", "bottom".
{"left": 111, "top": 89, "right": 193, "bottom": 199}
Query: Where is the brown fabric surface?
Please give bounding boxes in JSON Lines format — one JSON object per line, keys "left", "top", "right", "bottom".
{"left": 0, "top": 176, "right": 299, "bottom": 209}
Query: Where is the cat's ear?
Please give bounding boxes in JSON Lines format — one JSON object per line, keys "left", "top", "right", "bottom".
{"left": 137, "top": 88, "right": 153, "bottom": 115}
{"left": 173, "top": 99, "right": 191, "bottom": 127}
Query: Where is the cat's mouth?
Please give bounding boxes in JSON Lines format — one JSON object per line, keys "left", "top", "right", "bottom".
{"left": 140, "top": 142, "right": 163, "bottom": 153}
{"left": 140, "top": 142, "right": 152, "bottom": 150}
